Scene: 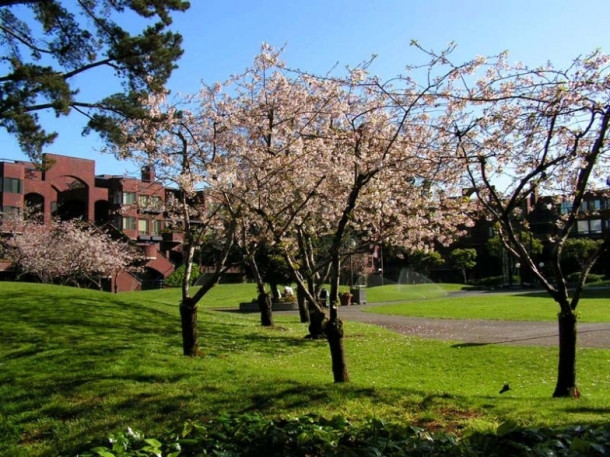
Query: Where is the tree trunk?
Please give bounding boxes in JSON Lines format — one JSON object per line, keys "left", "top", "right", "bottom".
{"left": 307, "top": 305, "right": 327, "bottom": 339}
{"left": 270, "top": 281, "right": 280, "bottom": 300}
{"left": 297, "top": 284, "right": 310, "bottom": 323}
{"left": 247, "top": 253, "right": 274, "bottom": 328}
{"left": 258, "top": 292, "right": 274, "bottom": 327}
{"left": 325, "top": 304, "right": 349, "bottom": 382}
{"left": 553, "top": 310, "right": 579, "bottom": 397}
{"left": 180, "top": 298, "right": 199, "bottom": 356}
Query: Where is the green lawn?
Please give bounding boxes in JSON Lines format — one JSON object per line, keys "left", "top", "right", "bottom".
{"left": 363, "top": 282, "right": 469, "bottom": 302}
{"left": 1, "top": 281, "right": 609, "bottom": 456}
{"left": 364, "top": 288, "right": 610, "bottom": 322}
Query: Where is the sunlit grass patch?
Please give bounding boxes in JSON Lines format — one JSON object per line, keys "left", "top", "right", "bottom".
{"left": 365, "top": 290, "right": 610, "bottom": 322}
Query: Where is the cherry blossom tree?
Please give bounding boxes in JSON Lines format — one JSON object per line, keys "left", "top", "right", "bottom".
{"left": 221, "top": 45, "right": 473, "bottom": 382}
{"left": 5, "top": 218, "right": 142, "bottom": 289}
{"left": 105, "top": 88, "right": 237, "bottom": 356}
{"left": 449, "top": 49, "right": 610, "bottom": 397}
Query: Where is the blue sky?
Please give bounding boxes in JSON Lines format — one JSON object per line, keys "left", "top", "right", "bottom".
{"left": 3, "top": 0, "right": 610, "bottom": 175}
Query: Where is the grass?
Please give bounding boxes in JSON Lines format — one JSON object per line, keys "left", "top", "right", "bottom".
{"left": 1, "top": 281, "right": 609, "bottom": 456}
{"left": 130, "top": 281, "right": 258, "bottom": 309}
{"left": 362, "top": 282, "right": 469, "bottom": 302}
{"left": 364, "top": 288, "right": 610, "bottom": 322}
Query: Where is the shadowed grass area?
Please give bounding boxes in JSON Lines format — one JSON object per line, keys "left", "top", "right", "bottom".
{"left": 364, "top": 289, "right": 610, "bottom": 322}
{"left": 1, "top": 282, "right": 609, "bottom": 456}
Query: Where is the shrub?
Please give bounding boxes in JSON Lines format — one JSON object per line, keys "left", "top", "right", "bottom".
{"left": 78, "top": 414, "right": 610, "bottom": 457}
{"left": 475, "top": 276, "right": 519, "bottom": 288}
{"left": 163, "top": 264, "right": 201, "bottom": 288}
{"left": 566, "top": 272, "right": 605, "bottom": 284}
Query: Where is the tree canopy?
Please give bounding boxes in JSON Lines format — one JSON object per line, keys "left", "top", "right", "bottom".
{"left": 0, "top": 0, "right": 189, "bottom": 162}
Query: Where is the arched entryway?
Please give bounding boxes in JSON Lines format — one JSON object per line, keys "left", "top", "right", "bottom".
{"left": 24, "top": 193, "right": 44, "bottom": 221}
{"left": 51, "top": 176, "right": 89, "bottom": 221}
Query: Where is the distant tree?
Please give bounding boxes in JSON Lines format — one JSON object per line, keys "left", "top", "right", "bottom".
{"left": 408, "top": 250, "right": 445, "bottom": 278}
{"left": 487, "top": 230, "right": 543, "bottom": 261}
{"left": 561, "top": 238, "right": 604, "bottom": 273}
{"left": 5, "top": 218, "right": 143, "bottom": 289}
{"left": 253, "top": 242, "right": 293, "bottom": 300}
{"left": 448, "top": 248, "right": 477, "bottom": 284}
{"left": 0, "top": 0, "right": 189, "bottom": 162}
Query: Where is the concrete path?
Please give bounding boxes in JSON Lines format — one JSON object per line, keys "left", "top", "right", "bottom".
{"left": 337, "top": 303, "right": 610, "bottom": 348}
{"left": 275, "top": 291, "right": 610, "bottom": 348}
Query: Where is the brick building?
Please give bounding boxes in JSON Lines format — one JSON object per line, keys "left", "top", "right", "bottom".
{"left": 0, "top": 153, "right": 179, "bottom": 291}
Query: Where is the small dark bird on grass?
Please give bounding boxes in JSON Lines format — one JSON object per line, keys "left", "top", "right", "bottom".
{"left": 499, "top": 383, "right": 511, "bottom": 394}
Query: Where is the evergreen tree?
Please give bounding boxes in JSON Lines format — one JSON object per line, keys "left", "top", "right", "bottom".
{"left": 0, "top": 0, "right": 189, "bottom": 161}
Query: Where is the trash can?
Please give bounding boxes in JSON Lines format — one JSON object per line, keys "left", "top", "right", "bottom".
{"left": 350, "top": 285, "right": 366, "bottom": 305}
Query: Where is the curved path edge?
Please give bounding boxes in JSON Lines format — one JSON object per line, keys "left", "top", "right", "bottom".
{"left": 337, "top": 306, "right": 610, "bottom": 348}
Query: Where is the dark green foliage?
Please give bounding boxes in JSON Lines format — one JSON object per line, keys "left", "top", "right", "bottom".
{"left": 78, "top": 414, "right": 610, "bottom": 457}
{"left": 163, "top": 264, "right": 201, "bottom": 287}
{"left": 562, "top": 239, "right": 604, "bottom": 271}
{"left": 449, "top": 248, "right": 477, "bottom": 283}
{"left": 486, "top": 231, "right": 543, "bottom": 260}
{"left": 475, "top": 275, "right": 519, "bottom": 288}
{"left": 408, "top": 250, "right": 445, "bottom": 277}
{"left": 0, "top": 0, "right": 189, "bottom": 161}
{"left": 468, "top": 423, "right": 610, "bottom": 457}
{"left": 566, "top": 272, "right": 605, "bottom": 284}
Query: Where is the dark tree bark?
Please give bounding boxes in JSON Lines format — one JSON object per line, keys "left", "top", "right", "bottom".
{"left": 325, "top": 304, "right": 349, "bottom": 382}
{"left": 269, "top": 281, "right": 281, "bottom": 300}
{"left": 296, "top": 284, "right": 310, "bottom": 323}
{"left": 180, "top": 298, "right": 198, "bottom": 356}
{"left": 307, "top": 306, "right": 327, "bottom": 339}
{"left": 258, "top": 292, "right": 274, "bottom": 327}
{"left": 246, "top": 249, "right": 275, "bottom": 328}
{"left": 553, "top": 310, "right": 579, "bottom": 398}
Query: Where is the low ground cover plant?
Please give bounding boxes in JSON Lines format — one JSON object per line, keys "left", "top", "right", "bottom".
{"left": 79, "top": 414, "right": 610, "bottom": 457}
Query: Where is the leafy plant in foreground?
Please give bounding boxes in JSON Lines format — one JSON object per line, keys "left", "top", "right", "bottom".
{"left": 77, "top": 414, "right": 610, "bottom": 456}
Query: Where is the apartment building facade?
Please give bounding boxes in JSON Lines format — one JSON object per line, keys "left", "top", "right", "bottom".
{"left": 0, "top": 153, "right": 179, "bottom": 291}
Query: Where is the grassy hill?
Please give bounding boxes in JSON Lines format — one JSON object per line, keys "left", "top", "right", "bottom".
{"left": 1, "top": 282, "right": 609, "bottom": 456}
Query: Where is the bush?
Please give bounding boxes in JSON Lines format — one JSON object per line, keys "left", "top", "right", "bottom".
{"left": 78, "top": 414, "right": 610, "bottom": 457}
{"left": 163, "top": 264, "right": 201, "bottom": 288}
{"left": 566, "top": 272, "right": 605, "bottom": 284}
{"left": 475, "top": 276, "right": 519, "bottom": 288}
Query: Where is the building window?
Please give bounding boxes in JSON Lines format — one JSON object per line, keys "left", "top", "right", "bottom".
{"left": 152, "top": 220, "right": 162, "bottom": 235}
{"left": 122, "top": 216, "right": 136, "bottom": 230}
{"left": 138, "top": 194, "right": 162, "bottom": 212}
{"left": 122, "top": 192, "right": 136, "bottom": 205}
{"left": 1, "top": 177, "right": 23, "bottom": 194}
{"left": 138, "top": 218, "right": 149, "bottom": 235}
{"left": 150, "top": 196, "right": 162, "bottom": 210}
{"left": 560, "top": 201, "right": 572, "bottom": 214}
{"left": 138, "top": 195, "right": 149, "bottom": 207}
{"left": 577, "top": 219, "right": 603, "bottom": 234}
{"left": 590, "top": 219, "right": 603, "bottom": 233}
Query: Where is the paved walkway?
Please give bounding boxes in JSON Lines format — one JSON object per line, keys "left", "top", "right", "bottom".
{"left": 337, "top": 304, "right": 610, "bottom": 348}
{"left": 277, "top": 292, "right": 610, "bottom": 348}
